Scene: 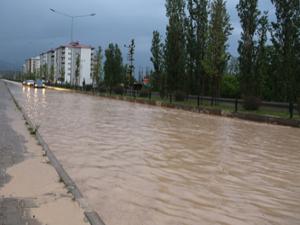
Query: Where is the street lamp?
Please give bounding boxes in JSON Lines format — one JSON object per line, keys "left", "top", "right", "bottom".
{"left": 50, "top": 8, "right": 96, "bottom": 42}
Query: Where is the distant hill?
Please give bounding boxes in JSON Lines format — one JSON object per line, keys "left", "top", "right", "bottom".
{"left": 0, "top": 60, "right": 20, "bottom": 71}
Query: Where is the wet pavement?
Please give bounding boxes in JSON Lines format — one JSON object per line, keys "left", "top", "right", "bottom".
{"left": 0, "top": 80, "right": 40, "bottom": 225}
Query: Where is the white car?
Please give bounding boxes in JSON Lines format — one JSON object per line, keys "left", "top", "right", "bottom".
{"left": 23, "top": 80, "right": 35, "bottom": 86}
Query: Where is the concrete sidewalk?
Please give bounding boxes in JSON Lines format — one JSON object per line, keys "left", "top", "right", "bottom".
{"left": 0, "top": 80, "right": 87, "bottom": 225}
{"left": 0, "top": 80, "right": 37, "bottom": 225}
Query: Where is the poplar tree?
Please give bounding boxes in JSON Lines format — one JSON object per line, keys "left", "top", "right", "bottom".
{"left": 60, "top": 67, "right": 65, "bottom": 82}
{"left": 104, "top": 43, "right": 123, "bottom": 93}
{"left": 75, "top": 54, "right": 80, "bottom": 87}
{"left": 193, "top": 0, "right": 209, "bottom": 96}
{"left": 237, "top": 0, "right": 260, "bottom": 98}
{"left": 93, "top": 46, "right": 104, "bottom": 87}
{"left": 127, "top": 39, "right": 135, "bottom": 87}
{"left": 50, "top": 65, "right": 54, "bottom": 82}
{"left": 255, "top": 12, "right": 269, "bottom": 98}
{"left": 271, "top": 0, "right": 300, "bottom": 104}
{"left": 150, "top": 31, "right": 164, "bottom": 92}
{"left": 185, "top": 0, "right": 197, "bottom": 95}
{"left": 165, "top": 0, "right": 186, "bottom": 95}
{"left": 203, "top": 0, "right": 233, "bottom": 103}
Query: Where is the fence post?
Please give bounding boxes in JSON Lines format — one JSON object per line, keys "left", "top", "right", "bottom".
{"left": 197, "top": 96, "right": 200, "bottom": 107}
{"left": 289, "top": 101, "right": 294, "bottom": 119}
{"left": 235, "top": 97, "right": 238, "bottom": 113}
{"left": 170, "top": 94, "right": 172, "bottom": 104}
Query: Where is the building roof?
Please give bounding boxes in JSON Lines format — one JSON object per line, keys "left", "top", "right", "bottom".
{"left": 47, "top": 49, "right": 55, "bottom": 53}
{"left": 57, "top": 42, "right": 92, "bottom": 50}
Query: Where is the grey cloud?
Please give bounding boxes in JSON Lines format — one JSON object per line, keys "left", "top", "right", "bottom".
{"left": 0, "top": 0, "right": 274, "bottom": 70}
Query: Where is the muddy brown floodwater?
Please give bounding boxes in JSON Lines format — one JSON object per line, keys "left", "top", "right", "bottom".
{"left": 7, "top": 81, "right": 300, "bottom": 225}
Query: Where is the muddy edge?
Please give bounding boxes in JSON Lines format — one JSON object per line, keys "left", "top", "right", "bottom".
{"left": 3, "top": 80, "right": 106, "bottom": 225}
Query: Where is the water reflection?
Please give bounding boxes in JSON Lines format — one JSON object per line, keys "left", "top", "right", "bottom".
{"left": 7, "top": 82, "right": 300, "bottom": 225}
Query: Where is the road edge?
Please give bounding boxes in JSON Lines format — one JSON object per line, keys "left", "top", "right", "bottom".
{"left": 3, "top": 81, "right": 106, "bottom": 225}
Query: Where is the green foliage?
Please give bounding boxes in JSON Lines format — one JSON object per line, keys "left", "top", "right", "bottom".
{"left": 60, "top": 67, "right": 65, "bottom": 82}
{"left": 104, "top": 43, "right": 123, "bottom": 91}
{"left": 165, "top": 0, "right": 186, "bottom": 93}
{"left": 126, "top": 39, "right": 135, "bottom": 87}
{"left": 221, "top": 75, "right": 239, "bottom": 98}
{"left": 186, "top": 0, "right": 209, "bottom": 95}
{"left": 50, "top": 65, "right": 54, "bottom": 82}
{"left": 75, "top": 54, "right": 80, "bottom": 86}
{"left": 237, "top": 0, "right": 260, "bottom": 97}
{"left": 40, "top": 64, "right": 48, "bottom": 80}
{"left": 150, "top": 31, "right": 164, "bottom": 92}
{"left": 254, "top": 11, "right": 269, "bottom": 98}
{"left": 202, "top": 0, "right": 233, "bottom": 101}
{"left": 271, "top": 0, "right": 300, "bottom": 103}
{"left": 93, "top": 46, "right": 104, "bottom": 87}
{"left": 174, "top": 90, "right": 186, "bottom": 102}
{"left": 141, "top": 0, "right": 300, "bottom": 105}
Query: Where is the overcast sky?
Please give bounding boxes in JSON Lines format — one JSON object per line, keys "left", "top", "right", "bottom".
{"left": 0, "top": 0, "right": 274, "bottom": 70}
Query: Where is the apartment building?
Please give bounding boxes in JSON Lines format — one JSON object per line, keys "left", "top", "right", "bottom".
{"left": 23, "top": 56, "right": 41, "bottom": 74}
{"left": 24, "top": 42, "right": 94, "bottom": 86}
{"left": 56, "top": 42, "right": 94, "bottom": 86}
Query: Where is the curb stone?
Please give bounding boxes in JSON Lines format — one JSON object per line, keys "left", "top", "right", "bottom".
{"left": 3, "top": 81, "right": 106, "bottom": 225}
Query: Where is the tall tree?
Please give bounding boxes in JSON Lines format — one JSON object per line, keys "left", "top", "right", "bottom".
{"left": 255, "top": 11, "right": 269, "bottom": 98}
{"left": 271, "top": 0, "right": 300, "bottom": 104}
{"left": 165, "top": 0, "right": 186, "bottom": 95}
{"left": 93, "top": 46, "right": 104, "bottom": 87}
{"left": 126, "top": 39, "right": 135, "bottom": 87}
{"left": 75, "top": 54, "right": 80, "bottom": 87}
{"left": 50, "top": 65, "right": 54, "bottom": 82}
{"left": 104, "top": 43, "right": 123, "bottom": 93}
{"left": 185, "top": 0, "right": 197, "bottom": 95}
{"left": 44, "top": 64, "right": 48, "bottom": 81}
{"left": 202, "top": 0, "right": 233, "bottom": 103}
{"left": 237, "top": 0, "right": 260, "bottom": 98}
{"left": 187, "top": 0, "right": 209, "bottom": 95}
{"left": 60, "top": 67, "right": 65, "bottom": 82}
{"left": 150, "top": 31, "right": 164, "bottom": 92}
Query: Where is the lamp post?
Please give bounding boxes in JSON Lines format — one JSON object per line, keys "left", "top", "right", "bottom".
{"left": 50, "top": 8, "right": 96, "bottom": 42}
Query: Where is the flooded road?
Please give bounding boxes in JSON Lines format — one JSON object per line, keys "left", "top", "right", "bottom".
{"left": 6, "top": 81, "right": 300, "bottom": 225}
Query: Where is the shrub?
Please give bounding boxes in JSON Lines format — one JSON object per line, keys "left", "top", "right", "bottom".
{"left": 243, "top": 96, "right": 261, "bottom": 111}
{"left": 221, "top": 75, "right": 239, "bottom": 98}
{"left": 174, "top": 90, "right": 186, "bottom": 102}
{"left": 64, "top": 83, "right": 71, "bottom": 89}
{"left": 113, "top": 85, "right": 124, "bottom": 95}
{"left": 85, "top": 85, "right": 93, "bottom": 91}
{"left": 98, "top": 85, "right": 107, "bottom": 93}
{"left": 139, "top": 88, "right": 150, "bottom": 98}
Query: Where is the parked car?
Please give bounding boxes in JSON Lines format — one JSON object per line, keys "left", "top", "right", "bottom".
{"left": 34, "top": 79, "right": 45, "bottom": 88}
{"left": 23, "top": 80, "right": 35, "bottom": 86}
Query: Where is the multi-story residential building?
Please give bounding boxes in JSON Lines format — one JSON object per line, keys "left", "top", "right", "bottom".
{"left": 24, "top": 42, "right": 94, "bottom": 86}
{"left": 55, "top": 42, "right": 93, "bottom": 86}
{"left": 24, "top": 56, "right": 41, "bottom": 75}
